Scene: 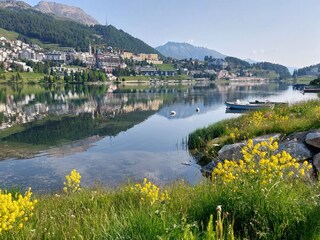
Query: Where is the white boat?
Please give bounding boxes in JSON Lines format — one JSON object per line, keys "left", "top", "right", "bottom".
{"left": 225, "top": 100, "right": 274, "bottom": 110}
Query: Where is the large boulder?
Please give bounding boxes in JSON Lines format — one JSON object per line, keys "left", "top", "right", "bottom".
{"left": 277, "top": 140, "right": 313, "bottom": 161}
{"left": 217, "top": 142, "right": 246, "bottom": 161}
{"left": 217, "top": 133, "right": 282, "bottom": 162}
{"left": 306, "top": 131, "right": 320, "bottom": 149}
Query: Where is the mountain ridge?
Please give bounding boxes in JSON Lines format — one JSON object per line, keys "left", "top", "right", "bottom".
{"left": 0, "top": 7, "right": 159, "bottom": 54}
{"left": 0, "top": 0, "right": 99, "bottom": 26}
{"left": 156, "top": 42, "right": 226, "bottom": 60}
{"left": 34, "top": 1, "right": 99, "bottom": 26}
{"left": 0, "top": 0, "right": 31, "bottom": 9}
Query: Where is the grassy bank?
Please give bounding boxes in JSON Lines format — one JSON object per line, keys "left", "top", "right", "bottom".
{"left": 1, "top": 162, "right": 320, "bottom": 240}
{"left": 0, "top": 72, "right": 45, "bottom": 83}
{"left": 189, "top": 100, "right": 320, "bottom": 152}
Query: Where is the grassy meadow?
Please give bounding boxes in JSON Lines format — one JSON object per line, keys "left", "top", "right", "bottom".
{"left": 1, "top": 164, "right": 320, "bottom": 240}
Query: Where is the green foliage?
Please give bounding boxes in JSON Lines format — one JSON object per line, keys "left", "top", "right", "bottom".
{"left": 1, "top": 177, "right": 320, "bottom": 239}
{"left": 202, "top": 57, "right": 291, "bottom": 80}
{"left": 0, "top": 8, "right": 158, "bottom": 54}
{"left": 188, "top": 120, "right": 228, "bottom": 149}
{"left": 297, "top": 64, "right": 320, "bottom": 76}
{"left": 60, "top": 69, "right": 106, "bottom": 83}
{"left": 309, "top": 76, "right": 320, "bottom": 86}
{"left": 93, "top": 25, "right": 158, "bottom": 54}
{"left": 252, "top": 62, "right": 291, "bottom": 79}
{"left": 225, "top": 56, "right": 251, "bottom": 69}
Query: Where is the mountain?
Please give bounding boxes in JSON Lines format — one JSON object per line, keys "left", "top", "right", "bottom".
{"left": 156, "top": 42, "right": 226, "bottom": 60}
{"left": 0, "top": 0, "right": 31, "bottom": 9}
{"left": 34, "top": 1, "right": 99, "bottom": 26}
{"left": 0, "top": 8, "right": 159, "bottom": 54}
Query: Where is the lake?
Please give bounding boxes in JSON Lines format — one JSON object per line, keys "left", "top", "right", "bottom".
{"left": 0, "top": 81, "right": 317, "bottom": 192}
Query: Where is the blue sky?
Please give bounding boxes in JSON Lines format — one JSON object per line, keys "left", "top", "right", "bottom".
{"left": 24, "top": 0, "right": 320, "bottom": 67}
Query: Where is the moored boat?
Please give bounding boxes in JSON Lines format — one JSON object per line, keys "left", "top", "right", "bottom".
{"left": 225, "top": 100, "right": 274, "bottom": 110}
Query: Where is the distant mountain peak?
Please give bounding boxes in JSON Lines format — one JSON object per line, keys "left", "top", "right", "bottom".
{"left": 156, "top": 42, "right": 226, "bottom": 60}
{"left": 34, "top": 1, "right": 99, "bottom": 26}
{"left": 0, "top": 0, "right": 31, "bottom": 9}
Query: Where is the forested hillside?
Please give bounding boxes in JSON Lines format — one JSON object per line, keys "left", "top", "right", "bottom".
{"left": 0, "top": 8, "right": 158, "bottom": 54}
{"left": 224, "top": 57, "right": 291, "bottom": 79}
{"left": 252, "top": 62, "right": 291, "bottom": 79}
{"left": 295, "top": 63, "right": 320, "bottom": 76}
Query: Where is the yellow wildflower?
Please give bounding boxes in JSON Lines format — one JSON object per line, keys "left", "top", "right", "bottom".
{"left": 63, "top": 169, "right": 81, "bottom": 193}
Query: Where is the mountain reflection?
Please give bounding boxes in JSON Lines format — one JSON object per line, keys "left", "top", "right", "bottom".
{"left": 0, "top": 82, "right": 290, "bottom": 160}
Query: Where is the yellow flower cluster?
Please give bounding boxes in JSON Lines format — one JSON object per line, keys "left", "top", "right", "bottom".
{"left": 63, "top": 169, "right": 81, "bottom": 193}
{"left": 253, "top": 111, "right": 265, "bottom": 127}
{"left": 130, "top": 178, "right": 170, "bottom": 206}
{"left": 252, "top": 111, "right": 288, "bottom": 128}
{"left": 0, "top": 188, "right": 37, "bottom": 232}
{"left": 213, "top": 138, "right": 313, "bottom": 184}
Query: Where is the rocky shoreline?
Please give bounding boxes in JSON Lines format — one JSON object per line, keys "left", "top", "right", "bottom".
{"left": 202, "top": 130, "right": 320, "bottom": 177}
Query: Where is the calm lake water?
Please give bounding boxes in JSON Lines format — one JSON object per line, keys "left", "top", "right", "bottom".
{"left": 0, "top": 82, "right": 318, "bottom": 192}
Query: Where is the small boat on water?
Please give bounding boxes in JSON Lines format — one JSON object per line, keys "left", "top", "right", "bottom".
{"left": 225, "top": 100, "right": 274, "bottom": 110}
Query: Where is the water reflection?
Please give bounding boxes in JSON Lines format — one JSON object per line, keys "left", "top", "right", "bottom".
{"left": 0, "top": 82, "right": 317, "bottom": 192}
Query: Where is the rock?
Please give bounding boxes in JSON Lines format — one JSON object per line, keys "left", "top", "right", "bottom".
{"left": 252, "top": 133, "right": 282, "bottom": 143}
{"left": 201, "top": 161, "right": 217, "bottom": 177}
{"left": 217, "top": 142, "right": 246, "bottom": 161}
{"left": 306, "top": 131, "right": 320, "bottom": 149}
{"left": 34, "top": 1, "right": 99, "bottom": 26}
{"left": 285, "top": 131, "right": 308, "bottom": 143}
{"left": 217, "top": 133, "right": 282, "bottom": 162}
{"left": 277, "top": 140, "right": 313, "bottom": 161}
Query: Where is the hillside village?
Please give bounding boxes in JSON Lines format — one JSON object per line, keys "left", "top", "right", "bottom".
{"left": 0, "top": 36, "right": 291, "bottom": 82}
{"left": 0, "top": 36, "right": 170, "bottom": 79}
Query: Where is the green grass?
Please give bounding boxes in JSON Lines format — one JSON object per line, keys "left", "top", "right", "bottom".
{"left": 155, "top": 64, "right": 176, "bottom": 71}
{"left": 118, "top": 75, "right": 150, "bottom": 81}
{"left": 1, "top": 175, "right": 320, "bottom": 240}
{"left": 286, "top": 76, "right": 315, "bottom": 84}
{"left": 0, "top": 28, "right": 19, "bottom": 40}
{"left": 188, "top": 100, "right": 320, "bottom": 151}
{"left": 0, "top": 72, "right": 45, "bottom": 83}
